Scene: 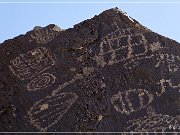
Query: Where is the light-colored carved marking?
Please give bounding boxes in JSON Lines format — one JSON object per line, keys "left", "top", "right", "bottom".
{"left": 125, "top": 92, "right": 134, "bottom": 113}
{"left": 123, "top": 54, "right": 155, "bottom": 70}
{"left": 27, "top": 73, "right": 56, "bottom": 92}
{"left": 141, "top": 34, "right": 147, "bottom": 45}
{"left": 94, "top": 30, "right": 155, "bottom": 70}
{"left": 74, "top": 73, "right": 83, "bottom": 80}
{"left": 150, "top": 42, "right": 161, "bottom": 52}
{"left": 39, "top": 104, "right": 49, "bottom": 111}
{"left": 127, "top": 35, "right": 133, "bottom": 58}
{"left": 70, "top": 67, "right": 76, "bottom": 72}
{"left": 101, "top": 82, "right": 106, "bottom": 88}
{"left": 101, "top": 27, "right": 136, "bottom": 42}
{"left": 82, "top": 67, "right": 94, "bottom": 76}
{"left": 52, "top": 78, "right": 77, "bottom": 96}
{"left": 77, "top": 56, "right": 84, "bottom": 62}
{"left": 157, "top": 79, "right": 180, "bottom": 96}
{"left": 138, "top": 91, "right": 145, "bottom": 107}
{"left": 28, "top": 92, "right": 78, "bottom": 131}
{"left": 98, "top": 115, "right": 104, "bottom": 121}
{"left": 95, "top": 55, "right": 106, "bottom": 67}
{"left": 9, "top": 47, "right": 55, "bottom": 80}
{"left": 155, "top": 53, "right": 179, "bottom": 73}
{"left": 111, "top": 89, "right": 153, "bottom": 115}
{"left": 95, "top": 42, "right": 106, "bottom": 67}
{"left": 108, "top": 41, "right": 117, "bottom": 65}
{"left": 126, "top": 114, "right": 180, "bottom": 132}
{"left": 28, "top": 77, "right": 78, "bottom": 131}
{"left": 25, "top": 26, "right": 179, "bottom": 131}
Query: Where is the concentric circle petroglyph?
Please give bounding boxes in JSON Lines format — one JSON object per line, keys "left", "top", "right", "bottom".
{"left": 27, "top": 73, "right": 56, "bottom": 92}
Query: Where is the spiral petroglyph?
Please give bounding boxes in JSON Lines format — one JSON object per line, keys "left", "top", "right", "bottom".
{"left": 27, "top": 73, "right": 56, "bottom": 92}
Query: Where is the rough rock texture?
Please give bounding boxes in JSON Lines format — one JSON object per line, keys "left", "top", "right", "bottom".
{"left": 0, "top": 8, "right": 179, "bottom": 132}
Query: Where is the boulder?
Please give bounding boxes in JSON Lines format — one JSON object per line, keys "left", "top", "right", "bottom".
{"left": 0, "top": 7, "right": 179, "bottom": 132}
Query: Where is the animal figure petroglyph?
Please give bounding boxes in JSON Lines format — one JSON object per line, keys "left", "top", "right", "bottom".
{"left": 27, "top": 73, "right": 56, "bottom": 92}
{"left": 126, "top": 114, "right": 180, "bottom": 132}
{"left": 9, "top": 47, "right": 55, "bottom": 80}
{"left": 111, "top": 89, "right": 153, "bottom": 115}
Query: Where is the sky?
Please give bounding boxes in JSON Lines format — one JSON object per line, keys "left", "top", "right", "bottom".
{"left": 0, "top": 0, "right": 180, "bottom": 43}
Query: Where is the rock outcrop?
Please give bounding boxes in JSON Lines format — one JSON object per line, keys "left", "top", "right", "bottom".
{"left": 0, "top": 8, "right": 179, "bottom": 132}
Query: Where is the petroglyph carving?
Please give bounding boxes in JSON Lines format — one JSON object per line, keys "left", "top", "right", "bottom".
{"left": 74, "top": 73, "right": 84, "bottom": 80}
{"left": 126, "top": 114, "right": 180, "bottom": 132}
{"left": 94, "top": 29, "right": 154, "bottom": 69}
{"left": 166, "top": 54, "right": 179, "bottom": 72}
{"left": 150, "top": 42, "right": 161, "bottom": 52}
{"left": 27, "top": 73, "right": 56, "bottom": 92}
{"left": 102, "top": 27, "right": 135, "bottom": 41}
{"left": 27, "top": 77, "right": 79, "bottom": 131}
{"left": 9, "top": 47, "right": 55, "bottom": 80}
{"left": 27, "top": 64, "right": 97, "bottom": 131}
{"left": 157, "top": 79, "right": 180, "bottom": 96}
{"left": 155, "top": 53, "right": 179, "bottom": 72}
{"left": 82, "top": 67, "right": 95, "bottom": 76}
{"left": 111, "top": 89, "right": 153, "bottom": 115}
{"left": 28, "top": 92, "right": 78, "bottom": 131}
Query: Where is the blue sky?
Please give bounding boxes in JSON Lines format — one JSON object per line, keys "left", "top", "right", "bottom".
{"left": 0, "top": 0, "right": 180, "bottom": 43}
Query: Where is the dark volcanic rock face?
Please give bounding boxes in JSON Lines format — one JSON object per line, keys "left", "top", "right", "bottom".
{"left": 0, "top": 8, "right": 179, "bottom": 132}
